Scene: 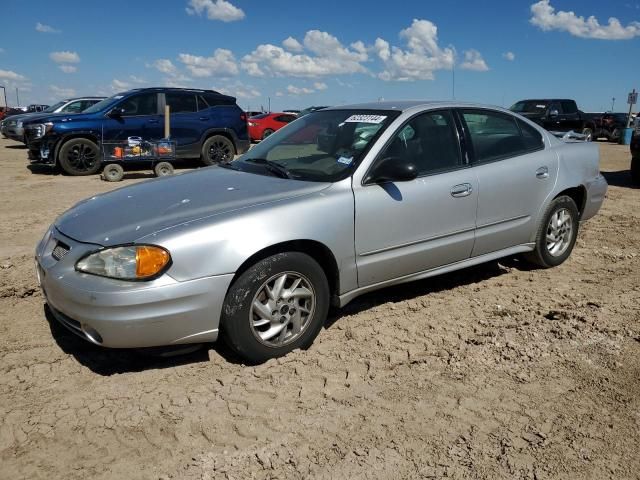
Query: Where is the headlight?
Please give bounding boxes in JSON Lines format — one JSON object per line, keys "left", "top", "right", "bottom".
{"left": 16, "top": 120, "right": 22, "bottom": 128}
{"left": 76, "top": 245, "right": 171, "bottom": 280}
{"left": 29, "top": 122, "right": 54, "bottom": 139}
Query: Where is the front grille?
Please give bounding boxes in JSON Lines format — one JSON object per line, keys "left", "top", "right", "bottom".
{"left": 52, "top": 241, "right": 70, "bottom": 261}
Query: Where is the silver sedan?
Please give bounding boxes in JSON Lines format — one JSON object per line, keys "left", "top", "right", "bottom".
{"left": 36, "top": 101, "right": 607, "bottom": 363}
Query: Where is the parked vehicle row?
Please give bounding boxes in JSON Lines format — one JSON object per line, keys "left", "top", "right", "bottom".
{"left": 1, "top": 97, "right": 104, "bottom": 143}
{"left": 21, "top": 87, "right": 250, "bottom": 175}
{"left": 36, "top": 101, "right": 607, "bottom": 362}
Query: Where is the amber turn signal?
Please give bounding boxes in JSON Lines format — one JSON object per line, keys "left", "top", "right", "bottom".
{"left": 136, "top": 246, "right": 171, "bottom": 278}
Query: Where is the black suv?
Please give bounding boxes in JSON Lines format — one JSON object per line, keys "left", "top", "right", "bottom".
{"left": 24, "top": 88, "right": 250, "bottom": 175}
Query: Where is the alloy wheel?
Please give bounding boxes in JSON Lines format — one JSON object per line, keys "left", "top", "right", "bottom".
{"left": 546, "top": 208, "right": 573, "bottom": 257}
{"left": 249, "top": 271, "right": 315, "bottom": 347}
{"left": 67, "top": 142, "right": 98, "bottom": 172}
{"left": 207, "top": 139, "right": 233, "bottom": 164}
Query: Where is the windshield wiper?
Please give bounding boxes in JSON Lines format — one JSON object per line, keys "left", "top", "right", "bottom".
{"left": 245, "top": 158, "right": 291, "bottom": 179}
{"left": 219, "top": 162, "right": 241, "bottom": 171}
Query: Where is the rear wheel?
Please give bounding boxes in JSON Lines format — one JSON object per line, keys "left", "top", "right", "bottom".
{"left": 221, "top": 252, "right": 329, "bottom": 364}
{"left": 58, "top": 138, "right": 101, "bottom": 176}
{"left": 582, "top": 128, "right": 594, "bottom": 142}
{"left": 154, "top": 161, "right": 174, "bottom": 177}
{"left": 102, "top": 163, "right": 124, "bottom": 182}
{"left": 261, "top": 129, "right": 274, "bottom": 140}
{"left": 631, "top": 157, "right": 640, "bottom": 185}
{"left": 525, "top": 195, "right": 579, "bottom": 268}
{"left": 201, "top": 135, "right": 234, "bottom": 166}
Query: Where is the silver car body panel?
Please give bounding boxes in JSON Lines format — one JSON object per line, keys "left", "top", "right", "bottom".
{"left": 37, "top": 101, "right": 607, "bottom": 348}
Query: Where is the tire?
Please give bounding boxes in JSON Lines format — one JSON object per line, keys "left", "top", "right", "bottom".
{"left": 58, "top": 138, "right": 101, "bottom": 176}
{"left": 524, "top": 195, "right": 579, "bottom": 268}
{"left": 261, "top": 129, "right": 274, "bottom": 140}
{"left": 582, "top": 128, "right": 594, "bottom": 142}
{"left": 154, "top": 161, "right": 174, "bottom": 177}
{"left": 221, "top": 252, "right": 330, "bottom": 364}
{"left": 201, "top": 135, "right": 235, "bottom": 166}
{"left": 102, "top": 163, "right": 124, "bottom": 182}
{"left": 611, "top": 128, "right": 621, "bottom": 142}
{"left": 631, "top": 157, "right": 640, "bottom": 185}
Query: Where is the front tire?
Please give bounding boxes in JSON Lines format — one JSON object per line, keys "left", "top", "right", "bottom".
{"left": 58, "top": 138, "right": 101, "bottom": 176}
{"left": 525, "top": 195, "right": 579, "bottom": 268}
{"left": 201, "top": 135, "right": 235, "bottom": 166}
{"left": 221, "top": 252, "right": 329, "bottom": 364}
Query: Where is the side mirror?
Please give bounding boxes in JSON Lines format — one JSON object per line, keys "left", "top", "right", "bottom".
{"left": 364, "top": 156, "right": 418, "bottom": 184}
{"left": 549, "top": 109, "right": 559, "bottom": 118}
{"left": 108, "top": 107, "right": 124, "bottom": 118}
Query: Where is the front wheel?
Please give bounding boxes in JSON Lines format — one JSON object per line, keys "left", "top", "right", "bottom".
{"left": 582, "top": 128, "right": 594, "bottom": 142}
{"left": 201, "top": 135, "right": 235, "bottom": 166}
{"left": 221, "top": 252, "right": 329, "bottom": 364}
{"left": 58, "top": 138, "right": 101, "bottom": 176}
{"left": 524, "top": 195, "right": 579, "bottom": 268}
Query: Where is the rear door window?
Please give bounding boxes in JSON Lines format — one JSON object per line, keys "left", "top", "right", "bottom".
{"left": 166, "top": 92, "right": 198, "bottom": 113}
{"left": 201, "top": 93, "right": 235, "bottom": 107}
{"left": 60, "top": 101, "right": 85, "bottom": 113}
{"left": 461, "top": 109, "right": 541, "bottom": 163}
{"left": 560, "top": 101, "right": 578, "bottom": 114}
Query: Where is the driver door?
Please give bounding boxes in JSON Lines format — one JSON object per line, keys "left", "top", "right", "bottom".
{"left": 102, "top": 92, "right": 163, "bottom": 142}
{"left": 353, "top": 110, "right": 478, "bottom": 287}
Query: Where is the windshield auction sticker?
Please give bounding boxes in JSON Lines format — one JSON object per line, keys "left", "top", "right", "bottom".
{"left": 344, "top": 114, "right": 387, "bottom": 124}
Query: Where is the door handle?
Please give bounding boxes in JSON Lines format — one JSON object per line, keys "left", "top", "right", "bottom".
{"left": 199, "top": 117, "right": 209, "bottom": 121}
{"left": 148, "top": 119, "right": 159, "bottom": 124}
{"left": 450, "top": 183, "right": 473, "bottom": 198}
{"left": 536, "top": 166, "right": 549, "bottom": 179}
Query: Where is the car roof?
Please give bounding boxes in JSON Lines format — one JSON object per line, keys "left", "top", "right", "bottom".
{"left": 324, "top": 100, "right": 510, "bottom": 113}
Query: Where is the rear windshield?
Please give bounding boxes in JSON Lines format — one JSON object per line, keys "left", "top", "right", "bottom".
{"left": 510, "top": 101, "right": 549, "bottom": 113}
{"left": 250, "top": 113, "right": 270, "bottom": 119}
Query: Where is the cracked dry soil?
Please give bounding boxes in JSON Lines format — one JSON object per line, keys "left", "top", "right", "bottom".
{"left": 0, "top": 138, "right": 638, "bottom": 479}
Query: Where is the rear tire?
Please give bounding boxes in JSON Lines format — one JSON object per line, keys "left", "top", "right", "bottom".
{"left": 201, "top": 135, "right": 235, "bottom": 166}
{"left": 58, "top": 138, "right": 101, "bottom": 176}
{"left": 582, "top": 128, "right": 594, "bottom": 142}
{"left": 631, "top": 157, "right": 640, "bottom": 185}
{"left": 261, "top": 129, "right": 274, "bottom": 140}
{"left": 221, "top": 252, "right": 329, "bottom": 364}
{"left": 524, "top": 195, "right": 579, "bottom": 268}
{"left": 102, "top": 163, "right": 124, "bottom": 182}
{"left": 154, "top": 161, "right": 174, "bottom": 177}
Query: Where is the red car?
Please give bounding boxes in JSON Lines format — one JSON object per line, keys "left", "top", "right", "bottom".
{"left": 248, "top": 112, "right": 297, "bottom": 141}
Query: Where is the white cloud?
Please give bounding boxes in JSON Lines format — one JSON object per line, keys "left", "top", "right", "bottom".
{"left": 59, "top": 65, "right": 77, "bottom": 73}
{"left": 460, "top": 49, "right": 489, "bottom": 71}
{"left": 0, "top": 69, "right": 27, "bottom": 81}
{"left": 129, "top": 75, "right": 146, "bottom": 84}
{"left": 530, "top": 0, "right": 640, "bottom": 39}
{"left": 162, "top": 74, "right": 193, "bottom": 88}
{"left": 50, "top": 51, "right": 80, "bottom": 64}
{"left": 152, "top": 59, "right": 177, "bottom": 75}
{"left": 242, "top": 30, "right": 368, "bottom": 78}
{"left": 36, "top": 22, "right": 60, "bottom": 33}
{"left": 503, "top": 51, "right": 516, "bottom": 61}
{"left": 0, "top": 48, "right": 4, "bottom": 53}
{"left": 313, "top": 81, "right": 328, "bottom": 91}
{"left": 186, "top": 0, "right": 245, "bottom": 22}
{"left": 178, "top": 48, "right": 238, "bottom": 77}
{"left": 375, "top": 19, "right": 455, "bottom": 81}
{"left": 216, "top": 81, "right": 261, "bottom": 99}
{"left": 275, "top": 91, "right": 284, "bottom": 97}
{"left": 286, "top": 85, "right": 314, "bottom": 95}
{"left": 282, "top": 36, "right": 303, "bottom": 52}
{"left": 50, "top": 85, "right": 76, "bottom": 97}
{"left": 111, "top": 78, "right": 131, "bottom": 91}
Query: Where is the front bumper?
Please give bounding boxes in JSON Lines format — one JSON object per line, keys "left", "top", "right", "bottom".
{"left": 1, "top": 125, "right": 25, "bottom": 141}
{"left": 36, "top": 227, "right": 234, "bottom": 348}
{"left": 581, "top": 174, "right": 608, "bottom": 222}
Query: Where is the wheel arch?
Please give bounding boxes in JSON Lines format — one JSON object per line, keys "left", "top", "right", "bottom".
{"left": 554, "top": 185, "right": 587, "bottom": 219}
{"left": 227, "top": 240, "right": 340, "bottom": 306}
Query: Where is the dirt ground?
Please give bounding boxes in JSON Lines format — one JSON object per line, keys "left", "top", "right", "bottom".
{"left": 0, "top": 137, "right": 638, "bottom": 480}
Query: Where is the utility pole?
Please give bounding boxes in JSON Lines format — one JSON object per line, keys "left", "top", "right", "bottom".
{"left": 611, "top": 97, "right": 615, "bottom": 112}
{"left": 268, "top": 97, "right": 271, "bottom": 113}
{"left": 452, "top": 62, "right": 456, "bottom": 100}
{"left": 15, "top": 87, "right": 20, "bottom": 107}
{"left": 626, "top": 89, "right": 637, "bottom": 128}
{"left": 0, "top": 85, "right": 7, "bottom": 112}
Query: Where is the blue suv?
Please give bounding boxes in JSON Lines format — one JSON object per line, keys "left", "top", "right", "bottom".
{"left": 24, "top": 87, "right": 250, "bottom": 176}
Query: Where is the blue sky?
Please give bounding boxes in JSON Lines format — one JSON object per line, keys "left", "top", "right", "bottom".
{"left": 0, "top": 0, "right": 639, "bottom": 112}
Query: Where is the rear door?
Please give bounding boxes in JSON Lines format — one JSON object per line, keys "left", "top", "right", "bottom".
{"left": 458, "top": 109, "right": 558, "bottom": 256}
{"left": 559, "top": 100, "right": 582, "bottom": 131}
{"left": 164, "top": 91, "right": 200, "bottom": 152}
{"left": 102, "top": 92, "right": 163, "bottom": 143}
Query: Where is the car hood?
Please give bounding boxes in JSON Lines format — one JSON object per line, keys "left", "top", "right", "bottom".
{"left": 23, "top": 112, "right": 93, "bottom": 126}
{"left": 2, "top": 112, "right": 42, "bottom": 124}
{"left": 55, "top": 166, "right": 330, "bottom": 246}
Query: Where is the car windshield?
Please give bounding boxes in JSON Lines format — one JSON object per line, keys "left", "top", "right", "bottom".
{"left": 510, "top": 101, "right": 549, "bottom": 113}
{"left": 44, "top": 101, "right": 66, "bottom": 113}
{"left": 82, "top": 93, "right": 127, "bottom": 114}
{"left": 233, "top": 109, "right": 399, "bottom": 182}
